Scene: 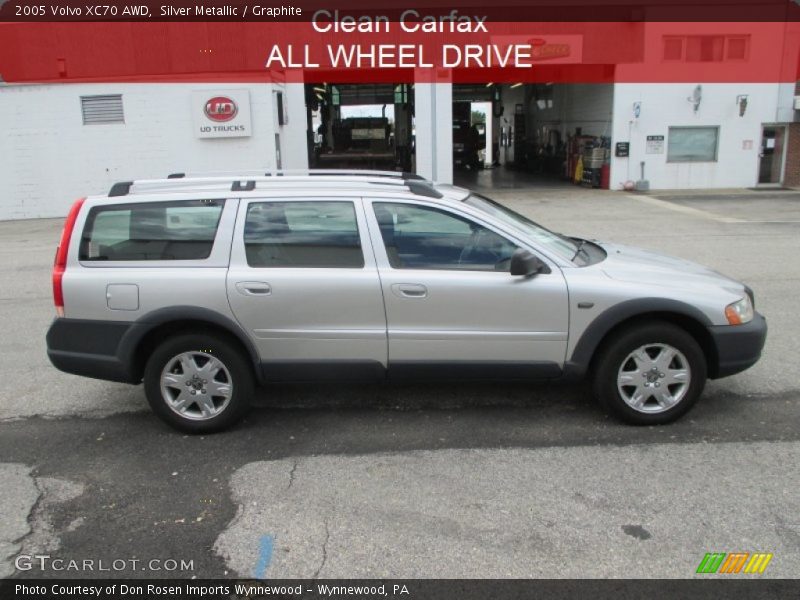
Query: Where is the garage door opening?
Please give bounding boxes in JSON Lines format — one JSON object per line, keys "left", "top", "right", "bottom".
{"left": 453, "top": 83, "right": 614, "bottom": 191}
{"left": 453, "top": 101, "right": 490, "bottom": 172}
{"left": 305, "top": 83, "right": 415, "bottom": 172}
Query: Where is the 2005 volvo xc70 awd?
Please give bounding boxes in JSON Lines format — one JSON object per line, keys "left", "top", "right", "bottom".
{"left": 47, "top": 171, "right": 767, "bottom": 432}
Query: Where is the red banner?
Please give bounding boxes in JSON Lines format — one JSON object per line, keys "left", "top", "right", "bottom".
{"left": 1, "top": 21, "right": 799, "bottom": 83}
{"left": 3, "top": 0, "right": 800, "bottom": 22}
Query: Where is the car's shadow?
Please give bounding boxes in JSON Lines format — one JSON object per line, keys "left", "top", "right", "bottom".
{"left": 251, "top": 379, "right": 592, "bottom": 411}
{"left": 232, "top": 380, "right": 798, "bottom": 455}
{"left": 2, "top": 380, "right": 795, "bottom": 462}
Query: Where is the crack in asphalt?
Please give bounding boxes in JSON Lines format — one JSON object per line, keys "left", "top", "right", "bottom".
{"left": 312, "top": 519, "right": 330, "bottom": 579}
{"left": 1, "top": 465, "right": 41, "bottom": 579}
{"left": 6, "top": 473, "right": 85, "bottom": 579}
{"left": 0, "top": 409, "right": 149, "bottom": 424}
{"left": 287, "top": 460, "right": 298, "bottom": 491}
{"left": 9, "top": 469, "right": 42, "bottom": 549}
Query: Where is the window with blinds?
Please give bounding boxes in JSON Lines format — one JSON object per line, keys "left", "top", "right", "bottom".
{"left": 80, "top": 95, "right": 124, "bottom": 125}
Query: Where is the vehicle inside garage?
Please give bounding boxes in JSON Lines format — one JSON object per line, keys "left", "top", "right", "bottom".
{"left": 305, "top": 83, "right": 415, "bottom": 172}
{"left": 453, "top": 82, "right": 614, "bottom": 190}
{"left": 301, "top": 80, "right": 615, "bottom": 189}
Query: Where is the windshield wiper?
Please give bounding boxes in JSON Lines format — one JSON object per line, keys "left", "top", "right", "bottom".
{"left": 571, "top": 239, "right": 588, "bottom": 262}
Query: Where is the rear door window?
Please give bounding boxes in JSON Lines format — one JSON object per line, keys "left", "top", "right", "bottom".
{"left": 79, "top": 200, "right": 224, "bottom": 261}
{"left": 244, "top": 201, "right": 364, "bottom": 268}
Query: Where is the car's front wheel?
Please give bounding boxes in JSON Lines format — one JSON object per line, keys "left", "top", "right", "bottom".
{"left": 593, "top": 322, "right": 707, "bottom": 425}
{"left": 143, "top": 333, "right": 254, "bottom": 433}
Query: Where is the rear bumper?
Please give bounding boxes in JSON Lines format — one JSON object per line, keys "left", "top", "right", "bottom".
{"left": 707, "top": 313, "right": 767, "bottom": 379}
{"left": 46, "top": 318, "right": 138, "bottom": 383}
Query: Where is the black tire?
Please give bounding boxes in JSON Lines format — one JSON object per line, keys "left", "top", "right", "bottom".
{"left": 592, "top": 321, "right": 707, "bottom": 425}
{"left": 143, "top": 333, "right": 254, "bottom": 433}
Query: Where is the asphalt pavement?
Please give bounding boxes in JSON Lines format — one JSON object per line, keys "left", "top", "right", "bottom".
{"left": 1, "top": 183, "right": 799, "bottom": 580}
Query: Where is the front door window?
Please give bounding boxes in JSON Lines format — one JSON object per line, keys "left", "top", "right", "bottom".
{"left": 372, "top": 202, "right": 519, "bottom": 272}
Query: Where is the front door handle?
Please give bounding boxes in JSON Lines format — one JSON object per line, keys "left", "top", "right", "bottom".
{"left": 235, "top": 281, "right": 272, "bottom": 296}
{"left": 392, "top": 283, "right": 428, "bottom": 298}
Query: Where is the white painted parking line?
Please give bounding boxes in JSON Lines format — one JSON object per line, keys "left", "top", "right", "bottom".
{"left": 743, "top": 220, "right": 800, "bottom": 224}
{"left": 634, "top": 195, "right": 747, "bottom": 224}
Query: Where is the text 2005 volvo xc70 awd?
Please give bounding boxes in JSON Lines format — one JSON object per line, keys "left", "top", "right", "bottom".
{"left": 47, "top": 171, "right": 767, "bottom": 432}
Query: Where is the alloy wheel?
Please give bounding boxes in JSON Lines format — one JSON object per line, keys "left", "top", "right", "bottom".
{"left": 160, "top": 351, "right": 233, "bottom": 420}
{"left": 617, "top": 343, "right": 691, "bottom": 414}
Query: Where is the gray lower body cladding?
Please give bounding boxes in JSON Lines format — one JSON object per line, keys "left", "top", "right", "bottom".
{"left": 46, "top": 314, "right": 767, "bottom": 385}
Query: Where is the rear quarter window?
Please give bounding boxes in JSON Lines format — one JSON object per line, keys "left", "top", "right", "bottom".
{"left": 79, "top": 200, "right": 224, "bottom": 261}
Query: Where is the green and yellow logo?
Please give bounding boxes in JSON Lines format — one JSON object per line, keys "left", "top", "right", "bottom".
{"left": 696, "top": 552, "right": 773, "bottom": 574}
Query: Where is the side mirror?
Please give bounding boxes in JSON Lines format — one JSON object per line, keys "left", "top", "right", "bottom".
{"left": 510, "top": 249, "right": 549, "bottom": 277}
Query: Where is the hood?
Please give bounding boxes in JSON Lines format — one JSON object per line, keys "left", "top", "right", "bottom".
{"left": 596, "top": 242, "right": 745, "bottom": 294}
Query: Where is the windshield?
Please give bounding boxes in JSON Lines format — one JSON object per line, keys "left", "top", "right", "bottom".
{"left": 463, "top": 193, "right": 579, "bottom": 262}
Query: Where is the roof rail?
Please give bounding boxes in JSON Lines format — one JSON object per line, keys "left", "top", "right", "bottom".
{"left": 167, "top": 169, "right": 425, "bottom": 181}
{"left": 407, "top": 180, "right": 443, "bottom": 199}
{"left": 107, "top": 171, "right": 441, "bottom": 200}
{"left": 108, "top": 181, "right": 133, "bottom": 197}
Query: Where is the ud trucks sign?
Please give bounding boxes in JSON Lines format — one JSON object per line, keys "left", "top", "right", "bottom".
{"left": 192, "top": 90, "right": 252, "bottom": 138}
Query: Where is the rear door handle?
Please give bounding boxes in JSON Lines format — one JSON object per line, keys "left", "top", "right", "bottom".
{"left": 235, "top": 281, "right": 272, "bottom": 296}
{"left": 392, "top": 283, "right": 428, "bottom": 298}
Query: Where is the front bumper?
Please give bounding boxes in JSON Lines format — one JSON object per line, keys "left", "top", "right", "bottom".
{"left": 707, "top": 312, "right": 767, "bottom": 379}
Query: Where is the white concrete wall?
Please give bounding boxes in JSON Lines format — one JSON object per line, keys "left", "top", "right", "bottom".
{"left": 611, "top": 83, "right": 782, "bottom": 189}
{"left": 414, "top": 82, "right": 453, "bottom": 184}
{"left": 273, "top": 83, "right": 310, "bottom": 171}
{"left": 0, "top": 82, "right": 308, "bottom": 220}
{"left": 776, "top": 82, "right": 797, "bottom": 124}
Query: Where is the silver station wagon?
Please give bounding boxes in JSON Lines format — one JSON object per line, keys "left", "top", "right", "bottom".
{"left": 47, "top": 170, "right": 767, "bottom": 432}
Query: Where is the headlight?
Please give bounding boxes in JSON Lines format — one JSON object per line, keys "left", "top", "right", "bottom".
{"left": 725, "top": 296, "right": 754, "bottom": 325}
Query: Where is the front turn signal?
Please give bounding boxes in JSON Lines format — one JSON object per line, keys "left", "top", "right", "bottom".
{"left": 725, "top": 296, "right": 753, "bottom": 326}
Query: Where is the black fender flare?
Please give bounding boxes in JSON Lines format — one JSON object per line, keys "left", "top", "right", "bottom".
{"left": 117, "top": 306, "right": 262, "bottom": 383}
{"left": 563, "top": 298, "right": 713, "bottom": 380}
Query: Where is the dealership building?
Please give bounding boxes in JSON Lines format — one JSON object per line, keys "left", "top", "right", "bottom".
{"left": 1, "top": 19, "right": 799, "bottom": 220}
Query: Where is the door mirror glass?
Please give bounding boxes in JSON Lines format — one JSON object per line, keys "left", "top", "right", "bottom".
{"left": 510, "top": 249, "right": 548, "bottom": 277}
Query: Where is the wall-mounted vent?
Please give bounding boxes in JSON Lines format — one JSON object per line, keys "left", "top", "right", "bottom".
{"left": 80, "top": 94, "right": 124, "bottom": 125}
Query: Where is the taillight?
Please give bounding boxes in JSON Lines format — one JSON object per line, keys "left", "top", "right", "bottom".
{"left": 53, "top": 198, "right": 85, "bottom": 317}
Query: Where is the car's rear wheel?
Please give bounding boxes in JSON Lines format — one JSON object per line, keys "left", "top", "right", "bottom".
{"left": 143, "top": 334, "right": 253, "bottom": 433}
{"left": 593, "top": 322, "right": 707, "bottom": 425}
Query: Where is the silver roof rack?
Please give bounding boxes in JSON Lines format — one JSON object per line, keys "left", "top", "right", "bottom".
{"left": 108, "top": 170, "right": 441, "bottom": 199}
{"left": 166, "top": 169, "right": 425, "bottom": 181}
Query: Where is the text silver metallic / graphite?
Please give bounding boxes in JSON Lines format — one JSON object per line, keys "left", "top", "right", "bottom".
{"left": 159, "top": 5, "right": 303, "bottom": 18}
